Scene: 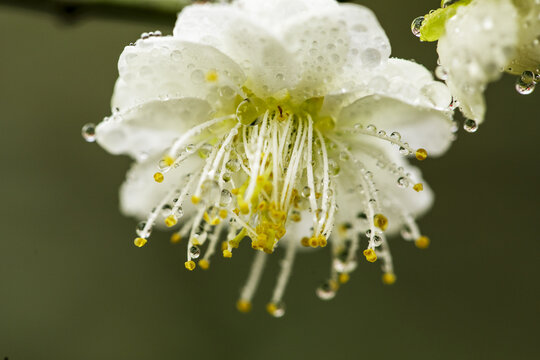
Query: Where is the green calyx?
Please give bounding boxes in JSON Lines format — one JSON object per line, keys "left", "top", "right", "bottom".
{"left": 419, "top": 0, "right": 472, "bottom": 42}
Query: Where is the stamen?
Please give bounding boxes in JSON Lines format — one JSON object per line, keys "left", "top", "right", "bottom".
{"left": 237, "top": 251, "right": 267, "bottom": 313}
{"left": 267, "top": 239, "right": 297, "bottom": 318}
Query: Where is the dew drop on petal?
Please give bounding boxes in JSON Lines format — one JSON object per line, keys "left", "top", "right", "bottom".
{"left": 328, "top": 159, "right": 340, "bottom": 176}
{"left": 226, "top": 159, "right": 241, "bottom": 172}
{"left": 301, "top": 186, "right": 311, "bottom": 198}
{"left": 463, "top": 119, "right": 478, "bottom": 133}
{"left": 191, "top": 69, "right": 205, "bottom": 84}
{"left": 220, "top": 189, "right": 232, "bottom": 207}
{"left": 435, "top": 66, "right": 448, "bottom": 80}
{"left": 411, "top": 16, "right": 424, "bottom": 37}
{"left": 397, "top": 177, "right": 409, "bottom": 188}
{"left": 515, "top": 78, "right": 535, "bottom": 95}
{"left": 81, "top": 123, "right": 96, "bottom": 142}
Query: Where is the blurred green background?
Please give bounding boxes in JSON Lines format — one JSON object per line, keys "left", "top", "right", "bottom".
{"left": 0, "top": 1, "right": 538, "bottom": 359}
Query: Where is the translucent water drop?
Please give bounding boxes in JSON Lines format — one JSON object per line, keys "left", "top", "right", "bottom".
{"left": 316, "top": 282, "right": 337, "bottom": 300}
{"left": 185, "top": 144, "right": 196, "bottom": 153}
{"left": 366, "top": 124, "right": 377, "bottom": 132}
{"left": 158, "top": 159, "right": 170, "bottom": 171}
{"left": 201, "top": 180, "right": 220, "bottom": 200}
{"left": 435, "top": 66, "right": 448, "bottom": 80}
{"left": 397, "top": 177, "right": 409, "bottom": 188}
{"left": 175, "top": 207, "right": 184, "bottom": 218}
{"left": 219, "top": 189, "right": 232, "bottom": 207}
{"left": 198, "top": 143, "right": 213, "bottom": 158}
{"left": 189, "top": 246, "right": 201, "bottom": 259}
{"left": 463, "top": 119, "right": 478, "bottom": 133}
{"left": 269, "top": 302, "right": 285, "bottom": 318}
{"left": 222, "top": 172, "right": 231, "bottom": 182}
{"left": 354, "top": 123, "right": 363, "bottom": 130}
{"left": 301, "top": 186, "right": 311, "bottom": 198}
{"left": 332, "top": 258, "right": 357, "bottom": 273}
{"left": 442, "top": 0, "right": 459, "bottom": 7}
{"left": 373, "top": 235, "right": 383, "bottom": 247}
{"left": 81, "top": 123, "right": 96, "bottom": 142}
{"left": 390, "top": 132, "right": 401, "bottom": 141}
{"left": 400, "top": 225, "right": 413, "bottom": 240}
{"left": 328, "top": 159, "right": 340, "bottom": 176}
{"left": 140, "top": 32, "right": 149, "bottom": 40}
{"left": 399, "top": 147, "right": 410, "bottom": 155}
{"left": 191, "top": 70, "right": 205, "bottom": 84}
{"left": 515, "top": 78, "right": 535, "bottom": 95}
{"left": 365, "top": 229, "right": 372, "bottom": 238}
{"left": 378, "top": 130, "right": 386, "bottom": 137}
{"left": 411, "top": 16, "right": 424, "bottom": 37}
{"left": 136, "top": 221, "right": 151, "bottom": 237}
{"left": 161, "top": 204, "right": 172, "bottom": 216}
{"left": 521, "top": 71, "right": 535, "bottom": 84}
{"left": 226, "top": 159, "right": 241, "bottom": 172}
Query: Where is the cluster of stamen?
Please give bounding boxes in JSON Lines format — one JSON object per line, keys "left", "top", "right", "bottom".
{"left": 125, "top": 89, "right": 433, "bottom": 316}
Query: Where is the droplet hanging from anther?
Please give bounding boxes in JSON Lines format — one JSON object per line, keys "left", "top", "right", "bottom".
{"left": 316, "top": 281, "right": 337, "bottom": 300}
{"left": 190, "top": 245, "right": 201, "bottom": 259}
{"left": 81, "top": 123, "right": 96, "bottom": 142}
{"left": 266, "top": 302, "right": 286, "bottom": 318}
{"left": 411, "top": 16, "right": 424, "bottom": 38}
{"left": 463, "top": 119, "right": 478, "bottom": 133}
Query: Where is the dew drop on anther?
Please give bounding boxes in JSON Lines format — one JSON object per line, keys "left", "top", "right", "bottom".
{"left": 189, "top": 246, "right": 201, "bottom": 259}
{"left": 316, "top": 282, "right": 336, "bottom": 300}
{"left": 463, "top": 119, "right": 478, "bottom": 133}
{"left": 82, "top": 123, "right": 96, "bottom": 142}
{"left": 411, "top": 16, "right": 424, "bottom": 37}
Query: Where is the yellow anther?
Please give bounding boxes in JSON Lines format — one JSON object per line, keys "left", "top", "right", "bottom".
{"left": 415, "top": 235, "right": 430, "bottom": 249}
{"left": 263, "top": 182, "right": 273, "bottom": 193}
{"left": 301, "top": 237, "right": 310, "bottom": 247}
{"left": 309, "top": 237, "right": 319, "bottom": 248}
{"left": 266, "top": 302, "right": 278, "bottom": 315}
{"left": 231, "top": 188, "right": 239, "bottom": 195}
{"left": 239, "top": 201, "right": 250, "bottom": 214}
{"left": 163, "top": 156, "right": 174, "bottom": 166}
{"left": 374, "top": 214, "right": 389, "bottom": 231}
{"left": 134, "top": 237, "right": 147, "bottom": 248}
{"left": 153, "top": 172, "right": 164, "bottom": 183}
{"left": 223, "top": 249, "right": 233, "bottom": 258}
{"left": 192, "top": 238, "right": 200, "bottom": 246}
{"left": 184, "top": 261, "right": 196, "bottom": 271}
{"left": 382, "top": 273, "right": 396, "bottom": 285}
{"left": 164, "top": 215, "right": 177, "bottom": 227}
{"left": 339, "top": 273, "right": 350, "bottom": 284}
{"left": 415, "top": 148, "right": 428, "bottom": 161}
{"left": 256, "top": 176, "right": 265, "bottom": 183}
{"left": 205, "top": 69, "right": 218, "bottom": 82}
{"left": 258, "top": 201, "right": 268, "bottom": 211}
{"left": 318, "top": 235, "right": 327, "bottom": 248}
{"left": 290, "top": 212, "right": 301, "bottom": 222}
{"left": 236, "top": 299, "right": 252, "bottom": 313}
{"left": 211, "top": 217, "right": 221, "bottom": 226}
{"left": 198, "top": 259, "right": 210, "bottom": 270}
{"left": 191, "top": 195, "right": 200, "bottom": 204}
{"left": 276, "top": 227, "right": 286, "bottom": 239}
{"left": 221, "top": 241, "right": 228, "bottom": 251}
{"left": 315, "top": 192, "right": 322, "bottom": 199}
{"left": 219, "top": 209, "right": 228, "bottom": 219}
{"left": 363, "top": 248, "right": 377, "bottom": 263}
{"left": 232, "top": 208, "right": 240, "bottom": 215}
{"left": 170, "top": 233, "right": 181, "bottom": 244}
{"left": 413, "top": 183, "right": 424, "bottom": 192}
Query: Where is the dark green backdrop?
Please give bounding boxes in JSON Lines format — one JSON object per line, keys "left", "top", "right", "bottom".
{"left": 0, "top": 1, "right": 538, "bottom": 359}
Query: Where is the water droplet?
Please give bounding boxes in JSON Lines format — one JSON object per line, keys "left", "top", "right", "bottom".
{"left": 220, "top": 189, "right": 232, "bottom": 207}
{"left": 201, "top": 180, "right": 220, "bottom": 200}
{"left": 136, "top": 221, "right": 151, "bottom": 237}
{"left": 360, "top": 48, "right": 381, "bottom": 68}
{"left": 411, "top": 16, "right": 424, "bottom": 37}
{"left": 191, "top": 69, "right": 205, "bottom": 84}
{"left": 140, "top": 32, "right": 149, "bottom": 40}
{"left": 316, "top": 282, "right": 336, "bottom": 300}
{"left": 328, "top": 159, "right": 340, "bottom": 176}
{"left": 219, "top": 86, "right": 235, "bottom": 98}
{"left": 198, "top": 143, "right": 213, "bottom": 158}
{"left": 185, "top": 144, "right": 196, "bottom": 153}
{"left": 373, "top": 235, "right": 383, "bottom": 247}
{"left": 301, "top": 186, "right": 311, "bottom": 198}
{"left": 332, "top": 258, "right": 357, "bottom": 273}
{"left": 339, "top": 151, "right": 350, "bottom": 162}
{"left": 366, "top": 124, "right": 377, "bottom": 132}
{"left": 389, "top": 132, "right": 401, "bottom": 141}
{"left": 365, "top": 229, "right": 372, "bottom": 237}
{"left": 175, "top": 207, "right": 184, "bottom": 218}
{"left": 400, "top": 226, "right": 413, "bottom": 240}
{"left": 225, "top": 159, "right": 241, "bottom": 172}
{"left": 442, "top": 0, "right": 459, "bottom": 7}
{"left": 269, "top": 302, "right": 285, "bottom": 318}
{"left": 189, "top": 246, "right": 201, "bottom": 259}
{"left": 222, "top": 172, "right": 231, "bottom": 182}
{"left": 354, "top": 123, "right": 363, "bottom": 130}
{"left": 81, "top": 123, "right": 96, "bottom": 142}
{"left": 435, "top": 66, "right": 448, "bottom": 80}
{"left": 515, "top": 78, "right": 536, "bottom": 95}
{"left": 275, "top": 73, "right": 284, "bottom": 81}
{"left": 399, "top": 147, "right": 409, "bottom": 155}
{"left": 161, "top": 204, "right": 172, "bottom": 217}
{"left": 397, "top": 177, "right": 409, "bottom": 188}
{"left": 463, "top": 119, "right": 478, "bottom": 133}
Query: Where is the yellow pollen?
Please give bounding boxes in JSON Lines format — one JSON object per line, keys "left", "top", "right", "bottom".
{"left": 339, "top": 273, "right": 350, "bottom": 284}
{"left": 318, "top": 235, "right": 327, "bottom": 247}
{"left": 231, "top": 188, "right": 239, "bottom": 195}
{"left": 191, "top": 195, "right": 200, "bottom": 204}
{"left": 170, "top": 233, "right": 181, "bottom": 244}
{"left": 164, "top": 215, "right": 177, "bottom": 227}
{"left": 415, "top": 236, "right": 430, "bottom": 249}
{"left": 223, "top": 249, "right": 233, "bottom": 258}
{"left": 153, "top": 172, "right": 164, "bottom": 183}
{"left": 198, "top": 259, "right": 210, "bottom": 270}
{"left": 266, "top": 302, "right": 278, "bottom": 315}
{"left": 374, "top": 214, "right": 389, "bottom": 231}
{"left": 134, "top": 237, "right": 147, "bottom": 247}
{"left": 163, "top": 156, "right": 174, "bottom": 166}
{"left": 415, "top": 148, "right": 428, "bottom": 161}
{"left": 309, "top": 237, "right": 319, "bottom": 248}
{"left": 184, "top": 261, "right": 196, "bottom": 271}
{"left": 236, "top": 299, "right": 252, "bottom": 313}
{"left": 363, "top": 248, "right": 377, "bottom": 263}
{"left": 239, "top": 201, "right": 250, "bottom": 215}
{"left": 413, "top": 183, "right": 424, "bottom": 192}
{"left": 205, "top": 69, "right": 218, "bottom": 82}
{"left": 221, "top": 241, "right": 228, "bottom": 251}
{"left": 382, "top": 273, "right": 396, "bottom": 285}
{"left": 219, "top": 209, "right": 228, "bottom": 219}
{"left": 232, "top": 208, "right": 240, "bottom": 215}
{"left": 301, "top": 237, "right": 310, "bottom": 247}
{"left": 258, "top": 201, "right": 268, "bottom": 211}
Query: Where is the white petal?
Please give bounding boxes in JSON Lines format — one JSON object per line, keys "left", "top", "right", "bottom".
{"left": 119, "top": 155, "right": 201, "bottom": 221}
{"left": 437, "top": 0, "right": 519, "bottom": 122}
{"left": 111, "top": 36, "right": 246, "bottom": 111}
{"left": 96, "top": 98, "right": 213, "bottom": 159}
{"left": 174, "top": 4, "right": 298, "bottom": 98}
{"left": 338, "top": 95, "right": 453, "bottom": 157}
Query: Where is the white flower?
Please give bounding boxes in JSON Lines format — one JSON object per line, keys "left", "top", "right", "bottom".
{"left": 86, "top": 0, "right": 455, "bottom": 316}
{"left": 412, "top": 0, "right": 540, "bottom": 129}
